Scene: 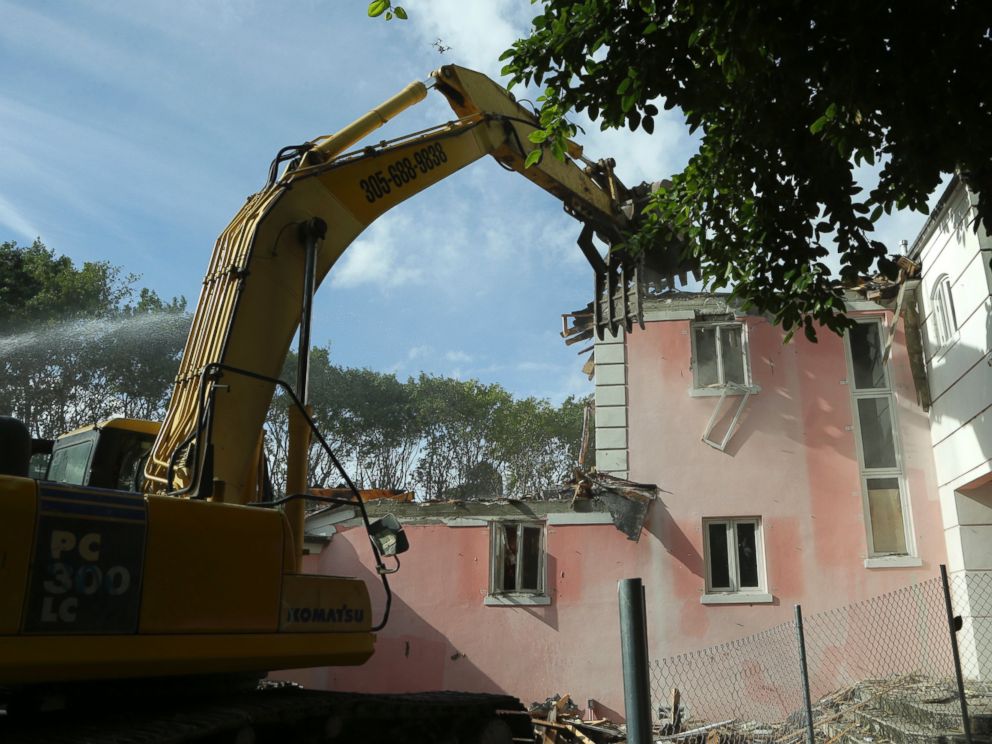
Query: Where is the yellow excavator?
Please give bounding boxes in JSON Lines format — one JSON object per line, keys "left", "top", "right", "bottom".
{"left": 0, "top": 65, "right": 674, "bottom": 743}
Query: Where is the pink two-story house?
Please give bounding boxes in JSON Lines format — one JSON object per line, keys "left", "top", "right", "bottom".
{"left": 290, "top": 289, "right": 945, "bottom": 717}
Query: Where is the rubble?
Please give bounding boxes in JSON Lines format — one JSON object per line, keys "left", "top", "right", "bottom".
{"left": 307, "top": 468, "right": 661, "bottom": 542}
{"left": 561, "top": 469, "right": 659, "bottom": 542}
{"left": 639, "top": 674, "right": 992, "bottom": 744}
{"left": 528, "top": 694, "right": 625, "bottom": 743}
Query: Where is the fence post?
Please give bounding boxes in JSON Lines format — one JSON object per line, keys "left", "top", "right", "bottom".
{"left": 941, "top": 564, "right": 973, "bottom": 744}
{"left": 619, "top": 578, "right": 652, "bottom": 744}
{"left": 794, "top": 604, "right": 815, "bottom": 744}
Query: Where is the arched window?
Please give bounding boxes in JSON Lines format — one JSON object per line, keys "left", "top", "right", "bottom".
{"left": 930, "top": 274, "right": 957, "bottom": 349}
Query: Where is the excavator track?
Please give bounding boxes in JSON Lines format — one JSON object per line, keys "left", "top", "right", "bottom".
{"left": 0, "top": 685, "right": 536, "bottom": 744}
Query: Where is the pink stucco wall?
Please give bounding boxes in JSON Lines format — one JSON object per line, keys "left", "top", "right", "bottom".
{"left": 286, "top": 520, "right": 641, "bottom": 719}
{"left": 287, "top": 312, "right": 945, "bottom": 717}
{"left": 625, "top": 313, "right": 944, "bottom": 652}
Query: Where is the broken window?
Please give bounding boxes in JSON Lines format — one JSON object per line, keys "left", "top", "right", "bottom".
{"left": 701, "top": 383, "right": 752, "bottom": 451}
{"left": 489, "top": 522, "right": 546, "bottom": 597}
{"left": 692, "top": 322, "right": 749, "bottom": 391}
{"left": 703, "top": 518, "right": 764, "bottom": 594}
{"left": 846, "top": 319, "right": 913, "bottom": 558}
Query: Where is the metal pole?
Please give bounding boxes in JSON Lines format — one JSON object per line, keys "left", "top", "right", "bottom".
{"left": 794, "top": 604, "right": 815, "bottom": 744}
{"left": 941, "top": 564, "right": 973, "bottom": 744}
{"left": 296, "top": 217, "right": 326, "bottom": 405}
{"left": 619, "top": 578, "right": 652, "bottom": 744}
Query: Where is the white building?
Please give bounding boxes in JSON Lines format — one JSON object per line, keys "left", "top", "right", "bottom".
{"left": 911, "top": 177, "right": 992, "bottom": 676}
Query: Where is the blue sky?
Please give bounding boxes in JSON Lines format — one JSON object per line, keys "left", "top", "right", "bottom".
{"left": 0, "top": 1, "right": 931, "bottom": 403}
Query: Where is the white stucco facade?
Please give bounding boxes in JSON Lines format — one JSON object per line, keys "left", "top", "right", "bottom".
{"left": 912, "top": 178, "right": 992, "bottom": 677}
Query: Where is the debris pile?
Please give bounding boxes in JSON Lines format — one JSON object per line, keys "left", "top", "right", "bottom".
{"left": 528, "top": 694, "right": 624, "bottom": 743}
{"left": 526, "top": 691, "right": 750, "bottom": 743}
{"left": 551, "top": 468, "right": 660, "bottom": 541}
{"left": 845, "top": 253, "right": 920, "bottom": 302}
{"left": 642, "top": 674, "right": 992, "bottom": 743}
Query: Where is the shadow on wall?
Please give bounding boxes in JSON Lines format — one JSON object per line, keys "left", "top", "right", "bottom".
{"left": 769, "top": 332, "right": 857, "bottom": 464}
{"left": 926, "top": 308, "right": 992, "bottom": 471}
{"left": 691, "top": 326, "right": 861, "bottom": 464}
{"left": 518, "top": 548, "right": 558, "bottom": 631}
{"left": 645, "top": 497, "right": 703, "bottom": 580}
{"left": 280, "top": 533, "right": 505, "bottom": 696}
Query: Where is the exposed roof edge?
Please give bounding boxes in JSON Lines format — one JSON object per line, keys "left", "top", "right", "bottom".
{"left": 908, "top": 175, "right": 962, "bottom": 260}
{"left": 304, "top": 472, "right": 662, "bottom": 542}
{"left": 552, "top": 470, "right": 660, "bottom": 542}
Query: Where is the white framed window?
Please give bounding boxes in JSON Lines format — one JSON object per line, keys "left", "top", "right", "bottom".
{"left": 929, "top": 274, "right": 958, "bottom": 351}
{"left": 702, "top": 517, "right": 771, "bottom": 604}
{"left": 690, "top": 321, "right": 752, "bottom": 395}
{"left": 845, "top": 319, "right": 915, "bottom": 562}
{"left": 485, "top": 521, "right": 550, "bottom": 606}
{"left": 863, "top": 476, "right": 910, "bottom": 556}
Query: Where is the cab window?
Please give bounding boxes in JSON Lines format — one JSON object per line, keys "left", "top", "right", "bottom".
{"left": 47, "top": 440, "right": 94, "bottom": 485}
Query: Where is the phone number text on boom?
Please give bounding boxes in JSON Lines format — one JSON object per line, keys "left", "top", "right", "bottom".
{"left": 359, "top": 142, "right": 448, "bottom": 203}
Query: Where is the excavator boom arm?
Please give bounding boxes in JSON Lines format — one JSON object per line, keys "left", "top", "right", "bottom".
{"left": 143, "top": 64, "right": 629, "bottom": 502}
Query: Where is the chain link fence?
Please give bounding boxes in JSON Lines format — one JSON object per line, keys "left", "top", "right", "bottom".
{"left": 648, "top": 569, "right": 992, "bottom": 743}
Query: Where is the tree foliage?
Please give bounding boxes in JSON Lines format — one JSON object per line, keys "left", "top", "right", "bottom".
{"left": 0, "top": 239, "right": 134, "bottom": 333}
{"left": 501, "top": 1, "right": 992, "bottom": 338}
{"left": 266, "top": 348, "right": 423, "bottom": 494}
{"left": 3, "top": 240, "right": 588, "bottom": 497}
{"left": 0, "top": 240, "right": 189, "bottom": 437}
{"left": 266, "top": 348, "right": 588, "bottom": 501}
{"left": 367, "top": 0, "right": 407, "bottom": 21}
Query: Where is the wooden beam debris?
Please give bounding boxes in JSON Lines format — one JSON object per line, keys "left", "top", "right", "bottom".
{"left": 565, "top": 470, "right": 660, "bottom": 541}
{"left": 655, "top": 719, "right": 735, "bottom": 741}
{"left": 529, "top": 693, "right": 624, "bottom": 743}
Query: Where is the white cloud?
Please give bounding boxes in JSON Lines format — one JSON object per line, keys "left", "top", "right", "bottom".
{"left": 0, "top": 3, "right": 157, "bottom": 93}
{"left": 513, "top": 359, "right": 594, "bottom": 405}
{"left": 0, "top": 91, "right": 237, "bottom": 246}
{"left": 515, "top": 360, "right": 560, "bottom": 372}
{"left": 0, "top": 193, "right": 40, "bottom": 241}
{"left": 408, "top": 0, "right": 531, "bottom": 79}
{"left": 548, "top": 367, "right": 595, "bottom": 404}
{"left": 407, "top": 345, "right": 432, "bottom": 361}
{"left": 445, "top": 350, "right": 473, "bottom": 363}
{"left": 406, "top": 0, "right": 700, "bottom": 188}
{"left": 588, "top": 114, "right": 698, "bottom": 187}
{"left": 330, "top": 217, "right": 427, "bottom": 289}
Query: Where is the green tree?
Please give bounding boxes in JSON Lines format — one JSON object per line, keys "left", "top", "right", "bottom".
{"left": 501, "top": 1, "right": 992, "bottom": 339}
{"left": 412, "top": 375, "right": 512, "bottom": 501}
{"left": 264, "top": 357, "right": 588, "bottom": 501}
{"left": 91, "top": 291, "right": 189, "bottom": 421}
{"left": 0, "top": 239, "right": 133, "bottom": 333}
{"left": 0, "top": 240, "right": 189, "bottom": 437}
{"left": 265, "top": 348, "right": 423, "bottom": 494}
{"left": 322, "top": 365, "right": 421, "bottom": 490}
{"left": 493, "top": 394, "right": 587, "bottom": 497}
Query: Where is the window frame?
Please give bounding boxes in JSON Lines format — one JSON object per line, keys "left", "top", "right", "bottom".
{"left": 689, "top": 320, "right": 755, "bottom": 396}
{"left": 701, "top": 517, "right": 770, "bottom": 603}
{"left": 844, "top": 318, "right": 916, "bottom": 561}
{"left": 46, "top": 439, "right": 95, "bottom": 486}
{"left": 928, "top": 274, "right": 958, "bottom": 354}
{"left": 485, "top": 520, "right": 550, "bottom": 606}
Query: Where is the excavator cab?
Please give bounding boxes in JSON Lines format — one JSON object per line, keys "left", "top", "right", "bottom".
{"left": 44, "top": 418, "right": 159, "bottom": 491}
